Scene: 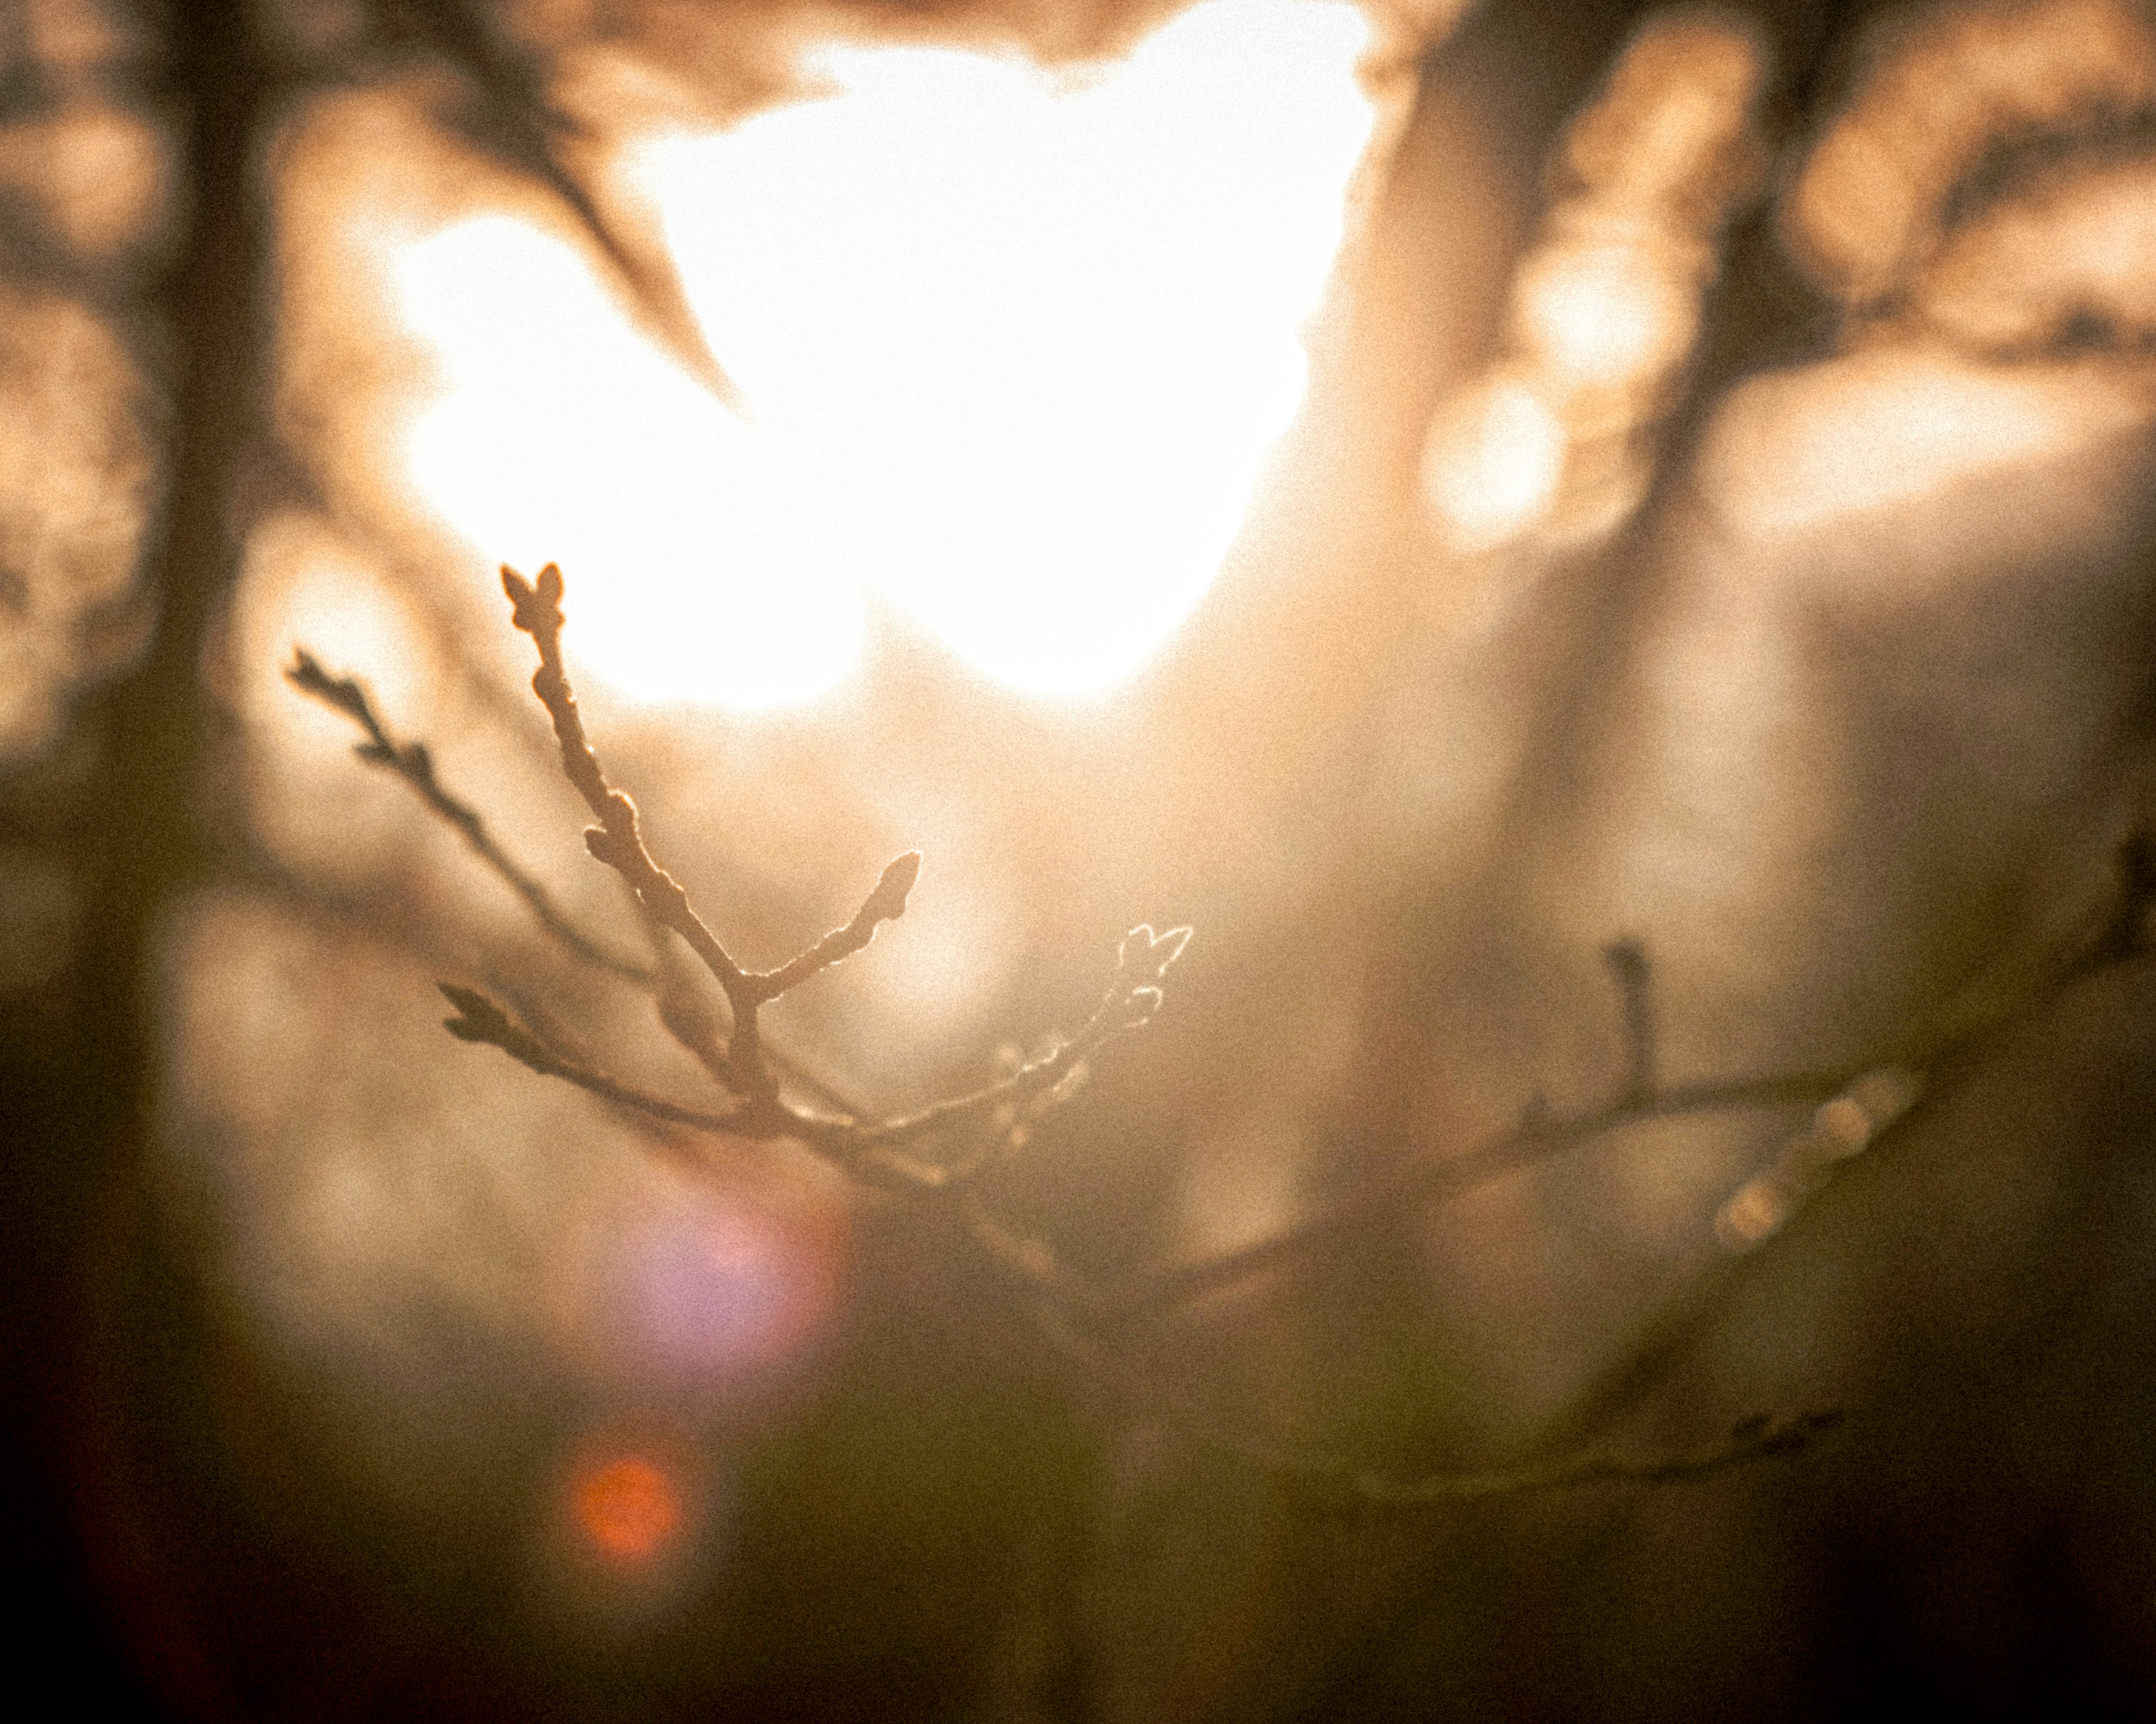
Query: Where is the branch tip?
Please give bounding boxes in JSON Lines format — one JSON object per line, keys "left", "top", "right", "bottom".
{"left": 1120, "top": 922, "right": 1193, "bottom": 977}
{"left": 437, "top": 981, "right": 511, "bottom": 1042}
{"left": 501, "top": 561, "right": 564, "bottom": 638}
{"left": 871, "top": 850, "right": 922, "bottom": 920}
{"left": 747, "top": 849, "right": 928, "bottom": 1004}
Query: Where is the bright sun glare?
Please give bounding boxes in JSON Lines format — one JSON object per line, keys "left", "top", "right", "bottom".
{"left": 392, "top": 0, "right": 1378, "bottom": 707}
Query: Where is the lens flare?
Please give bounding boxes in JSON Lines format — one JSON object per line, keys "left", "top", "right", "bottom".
{"left": 595, "top": 1185, "right": 848, "bottom": 1391}
{"left": 393, "top": 0, "right": 1379, "bottom": 706}
{"left": 570, "top": 1453, "right": 683, "bottom": 1565}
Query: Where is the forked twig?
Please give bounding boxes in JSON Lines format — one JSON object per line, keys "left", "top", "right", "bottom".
{"left": 298, "top": 565, "right": 1187, "bottom": 1188}
{"left": 286, "top": 657, "right": 876, "bottom": 1117}
{"left": 500, "top": 564, "right": 933, "bottom": 1106}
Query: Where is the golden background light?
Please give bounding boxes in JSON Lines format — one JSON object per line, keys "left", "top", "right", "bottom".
{"left": 392, "top": 0, "right": 1379, "bottom": 708}
{"left": 20, "top": 0, "right": 2156, "bottom": 1709}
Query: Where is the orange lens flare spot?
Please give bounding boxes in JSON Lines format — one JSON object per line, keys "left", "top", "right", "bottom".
{"left": 571, "top": 1455, "right": 683, "bottom": 1565}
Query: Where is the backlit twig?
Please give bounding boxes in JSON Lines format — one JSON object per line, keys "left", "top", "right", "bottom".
{"left": 287, "top": 649, "right": 651, "bottom": 982}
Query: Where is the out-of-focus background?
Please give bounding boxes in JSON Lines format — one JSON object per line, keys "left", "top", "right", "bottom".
{"left": 5, "top": 0, "right": 2156, "bottom": 1716}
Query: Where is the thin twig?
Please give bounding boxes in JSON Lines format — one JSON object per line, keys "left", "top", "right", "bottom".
{"left": 286, "top": 650, "right": 652, "bottom": 983}
{"left": 501, "top": 563, "right": 926, "bottom": 1104}
{"left": 501, "top": 564, "right": 747, "bottom": 990}
{"left": 1108, "top": 1066, "right": 1848, "bottom": 1321}
{"left": 746, "top": 852, "right": 922, "bottom": 1003}
{"left": 1335, "top": 1410, "right": 1843, "bottom": 1504}
{"left": 1112, "top": 833, "right": 2154, "bottom": 1324}
{"left": 437, "top": 982, "right": 750, "bottom": 1133}
{"left": 860, "top": 924, "right": 1189, "bottom": 1150}
{"left": 288, "top": 648, "right": 880, "bottom": 1118}
{"left": 1033, "top": 1298, "right": 1838, "bottom": 1504}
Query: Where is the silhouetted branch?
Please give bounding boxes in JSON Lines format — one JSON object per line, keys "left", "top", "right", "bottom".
{"left": 1114, "top": 828, "right": 2153, "bottom": 1321}
{"left": 747, "top": 851, "right": 922, "bottom": 1003}
{"left": 287, "top": 648, "right": 652, "bottom": 982}
{"left": 1337, "top": 1410, "right": 1844, "bottom": 1505}
{"left": 500, "top": 562, "right": 925, "bottom": 1105}
{"left": 1604, "top": 935, "right": 1655, "bottom": 1103}
{"left": 369, "top": 0, "right": 744, "bottom": 408}
{"left": 502, "top": 565, "right": 746, "bottom": 977}
{"left": 287, "top": 644, "right": 879, "bottom": 1120}
{"left": 437, "top": 981, "right": 747, "bottom": 1132}
{"left": 300, "top": 560, "right": 2152, "bottom": 1509}
{"left": 296, "top": 566, "right": 1189, "bottom": 1206}
{"left": 1108, "top": 1064, "right": 1850, "bottom": 1321}
{"left": 1037, "top": 1297, "right": 1840, "bottom": 1505}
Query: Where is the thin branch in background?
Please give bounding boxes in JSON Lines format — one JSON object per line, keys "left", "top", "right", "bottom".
{"left": 1113, "top": 827, "right": 2154, "bottom": 1322}
{"left": 1033, "top": 1297, "right": 1841, "bottom": 1506}
{"left": 369, "top": 0, "right": 745, "bottom": 409}
{"left": 1107, "top": 1065, "right": 1849, "bottom": 1323}
{"left": 1339, "top": 1410, "right": 1844, "bottom": 1505}
{"left": 1604, "top": 936, "right": 1655, "bottom": 1104}
{"left": 286, "top": 650, "right": 652, "bottom": 983}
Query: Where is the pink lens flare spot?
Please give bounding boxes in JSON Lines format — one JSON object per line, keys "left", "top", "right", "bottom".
{"left": 609, "top": 1187, "right": 848, "bottom": 1387}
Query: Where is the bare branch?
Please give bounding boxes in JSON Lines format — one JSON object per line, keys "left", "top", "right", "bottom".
{"left": 1034, "top": 1296, "right": 1839, "bottom": 1503}
{"left": 1329, "top": 1410, "right": 1844, "bottom": 1506}
{"left": 369, "top": 0, "right": 744, "bottom": 408}
{"left": 500, "top": 563, "right": 784, "bottom": 1096}
{"left": 303, "top": 572, "right": 1187, "bottom": 1196}
{"left": 436, "top": 982, "right": 750, "bottom": 1133}
{"left": 747, "top": 851, "right": 922, "bottom": 1003}
{"left": 289, "top": 645, "right": 882, "bottom": 1122}
{"left": 287, "top": 650, "right": 652, "bottom": 984}
{"left": 501, "top": 563, "right": 1195, "bottom": 1124}
{"left": 857, "top": 923, "right": 1191, "bottom": 1150}
{"left": 1117, "top": 847, "right": 2155, "bottom": 1324}
{"left": 1109, "top": 1065, "right": 1848, "bottom": 1322}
